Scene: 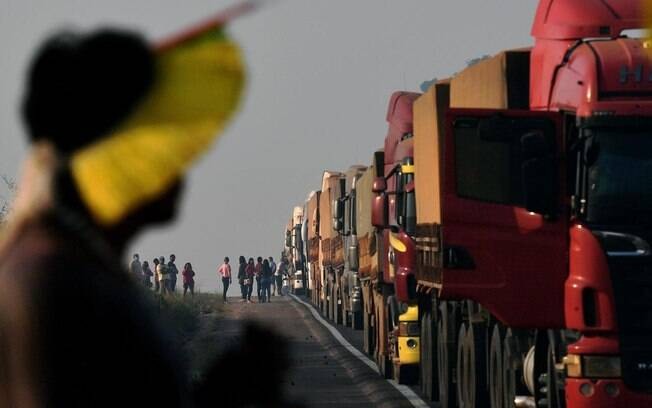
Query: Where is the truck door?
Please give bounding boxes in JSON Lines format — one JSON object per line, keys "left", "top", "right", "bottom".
{"left": 439, "top": 109, "right": 567, "bottom": 329}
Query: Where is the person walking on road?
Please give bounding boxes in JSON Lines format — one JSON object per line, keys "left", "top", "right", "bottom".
{"left": 245, "top": 258, "right": 256, "bottom": 302}
{"left": 182, "top": 262, "right": 196, "bottom": 297}
{"left": 237, "top": 256, "right": 247, "bottom": 301}
{"left": 277, "top": 258, "right": 288, "bottom": 296}
{"left": 142, "top": 261, "right": 154, "bottom": 288}
{"left": 218, "top": 257, "right": 232, "bottom": 303}
{"left": 168, "top": 254, "right": 179, "bottom": 293}
{"left": 269, "top": 256, "right": 277, "bottom": 295}
{"left": 255, "top": 256, "right": 263, "bottom": 301}
{"left": 157, "top": 256, "right": 170, "bottom": 295}
{"left": 261, "top": 259, "right": 273, "bottom": 303}
{"left": 130, "top": 253, "right": 143, "bottom": 281}
{"left": 152, "top": 257, "right": 160, "bottom": 292}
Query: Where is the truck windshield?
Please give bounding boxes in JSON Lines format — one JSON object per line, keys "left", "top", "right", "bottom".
{"left": 586, "top": 130, "right": 652, "bottom": 225}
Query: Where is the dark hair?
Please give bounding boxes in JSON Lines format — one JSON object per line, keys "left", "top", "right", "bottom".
{"left": 153, "top": 258, "right": 159, "bottom": 265}
{"left": 224, "top": 257, "right": 229, "bottom": 263}
{"left": 239, "top": 256, "right": 246, "bottom": 264}
{"left": 263, "top": 259, "right": 269, "bottom": 267}
{"left": 248, "top": 258, "right": 254, "bottom": 264}
{"left": 184, "top": 262, "right": 192, "bottom": 270}
{"left": 22, "top": 29, "right": 154, "bottom": 153}
{"left": 257, "top": 256, "right": 262, "bottom": 262}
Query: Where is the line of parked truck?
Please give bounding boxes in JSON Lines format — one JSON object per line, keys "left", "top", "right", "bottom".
{"left": 281, "top": 1, "right": 652, "bottom": 407}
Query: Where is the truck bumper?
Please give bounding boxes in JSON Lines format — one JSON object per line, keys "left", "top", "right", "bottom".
{"left": 397, "top": 336, "right": 420, "bottom": 365}
{"left": 566, "top": 379, "right": 652, "bottom": 407}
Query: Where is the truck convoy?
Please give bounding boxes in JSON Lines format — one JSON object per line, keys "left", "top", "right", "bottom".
{"left": 282, "top": 1, "right": 652, "bottom": 407}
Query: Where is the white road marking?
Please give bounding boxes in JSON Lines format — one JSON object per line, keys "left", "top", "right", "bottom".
{"left": 289, "top": 294, "right": 430, "bottom": 408}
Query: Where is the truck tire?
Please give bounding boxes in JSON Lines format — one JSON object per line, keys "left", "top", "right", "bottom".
{"left": 489, "top": 324, "right": 505, "bottom": 408}
{"left": 420, "top": 308, "right": 438, "bottom": 401}
{"left": 363, "top": 311, "right": 373, "bottom": 355}
{"left": 437, "top": 302, "right": 457, "bottom": 408}
{"left": 352, "top": 310, "right": 363, "bottom": 330}
{"left": 534, "top": 331, "right": 565, "bottom": 408}
{"left": 333, "top": 283, "right": 342, "bottom": 325}
{"left": 322, "top": 285, "right": 329, "bottom": 318}
{"left": 377, "top": 352, "right": 393, "bottom": 379}
{"left": 502, "top": 329, "right": 519, "bottom": 408}
{"left": 394, "top": 360, "right": 418, "bottom": 385}
{"left": 457, "top": 319, "right": 489, "bottom": 408}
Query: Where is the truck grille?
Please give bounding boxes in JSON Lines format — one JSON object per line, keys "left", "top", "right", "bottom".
{"left": 607, "top": 248, "right": 652, "bottom": 392}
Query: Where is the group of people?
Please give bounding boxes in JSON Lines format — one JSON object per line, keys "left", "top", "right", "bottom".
{"left": 130, "top": 253, "right": 197, "bottom": 297}
{"left": 218, "top": 256, "right": 289, "bottom": 303}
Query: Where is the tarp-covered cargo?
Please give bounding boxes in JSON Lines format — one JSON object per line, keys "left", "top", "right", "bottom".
{"left": 319, "top": 171, "right": 344, "bottom": 267}
{"left": 414, "top": 81, "right": 450, "bottom": 286}
{"left": 450, "top": 49, "right": 530, "bottom": 110}
{"left": 306, "top": 191, "right": 320, "bottom": 263}
{"left": 356, "top": 164, "right": 378, "bottom": 280}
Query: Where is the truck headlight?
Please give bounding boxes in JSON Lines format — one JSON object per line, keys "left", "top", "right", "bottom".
{"left": 398, "top": 322, "right": 420, "bottom": 337}
{"left": 406, "top": 339, "right": 418, "bottom": 349}
{"left": 564, "top": 354, "right": 622, "bottom": 378}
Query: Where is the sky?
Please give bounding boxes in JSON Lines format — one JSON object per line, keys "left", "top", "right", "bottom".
{"left": 1, "top": 0, "right": 537, "bottom": 292}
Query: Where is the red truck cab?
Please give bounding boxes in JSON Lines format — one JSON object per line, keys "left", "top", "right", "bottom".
{"left": 530, "top": 1, "right": 652, "bottom": 405}
{"left": 379, "top": 91, "right": 420, "bottom": 303}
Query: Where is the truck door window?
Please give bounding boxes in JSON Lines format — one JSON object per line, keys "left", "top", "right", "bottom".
{"left": 454, "top": 119, "right": 523, "bottom": 205}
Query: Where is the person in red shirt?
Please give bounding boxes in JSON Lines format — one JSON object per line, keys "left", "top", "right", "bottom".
{"left": 182, "top": 262, "right": 196, "bottom": 297}
{"left": 217, "top": 257, "right": 232, "bottom": 303}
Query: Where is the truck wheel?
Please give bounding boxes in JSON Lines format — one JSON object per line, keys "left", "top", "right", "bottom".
{"left": 536, "top": 334, "right": 565, "bottom": 408}
{"left": 502, "top": 329, "right": 518, "bottom": 408}
{"left": 394, "top": 361, "right": 418, "bottom": 385}
{"left": 340, "top": 287, "right": 349, "bottom": 327}
{"left": 363, "top": 312, "right": 373, "bottom": 354}
{"left": 324, "top": 283, "right": 330, "bottom": 319}
{"left": 377, "top": 352, "right": 392, "bottom": 379}
{"left": 489, "top": 325, "right": 505, "bottom": 408}
{"left": 457, "top": 321, "right": 489, "bottom": 408}
{"left": 437, "top": 303, "right": 457, "bottom": 408}
{"left": 456, "top": 323, "right": 469, "bottom": 407}
{"left": 420, "top": 309, "right": 437, "bottom": 401}
{"left": 331, "top": 283, "right": 339, "bottom": 324}
{"left": 335, "top": 283, "right": 343, "bottom": 325}
{"left": 352, "top": 311, "right": 363, "bottom": 330}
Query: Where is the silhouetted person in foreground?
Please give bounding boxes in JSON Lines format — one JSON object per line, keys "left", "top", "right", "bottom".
{"left": 0, "top": 30, "right": 187, "bottom": 408}
{"left": 0, "top": 16, "right": 296, "bottom": 408}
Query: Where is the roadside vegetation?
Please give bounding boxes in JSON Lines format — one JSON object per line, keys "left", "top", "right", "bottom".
{"left": 149, "top": 292, "right": 225, "bottom": 380}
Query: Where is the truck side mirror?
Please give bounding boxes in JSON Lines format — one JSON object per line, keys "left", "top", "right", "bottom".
{"left": 372, "top": 193, "right": 388, "bottom": 228}
{"left": 372, "top": 177, "right": 387, "bottom": 193}
{"left": 521, "top": 131, "right": 557, "bottom": 216}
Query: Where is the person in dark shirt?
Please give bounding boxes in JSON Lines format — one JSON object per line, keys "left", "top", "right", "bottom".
{"left": 261, "top": 258, "right": 273, "bottom": 303}
{"left": 237, "top": 255, "right": 247, "bottom": 301}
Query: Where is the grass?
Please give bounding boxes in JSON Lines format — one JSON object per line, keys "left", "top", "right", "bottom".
{"left": 145, "top": 291, "right": 225, "bottom": 381}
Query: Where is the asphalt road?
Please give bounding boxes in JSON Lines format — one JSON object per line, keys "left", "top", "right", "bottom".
{"left": 212, "top": 294, "right": 428, "bottom": 408}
